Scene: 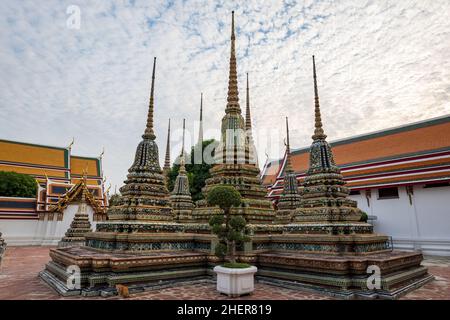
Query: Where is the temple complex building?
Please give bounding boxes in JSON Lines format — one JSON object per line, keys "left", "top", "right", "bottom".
{"left": 39, "top": 12, "right": 432, "bottom": 299}
{"left": 0, "top": 139, "right": 107, "bottom": 245}
{"left": 263, "top": 115, "right": 450, "bottom": 256}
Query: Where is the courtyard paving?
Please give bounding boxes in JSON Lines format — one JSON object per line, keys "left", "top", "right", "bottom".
{"left": 0, "top": 246, "right": 449, "bottom": 300}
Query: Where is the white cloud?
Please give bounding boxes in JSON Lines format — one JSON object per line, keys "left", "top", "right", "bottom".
{"left": 0, "top": 0, "right": 449, "bottom": 189}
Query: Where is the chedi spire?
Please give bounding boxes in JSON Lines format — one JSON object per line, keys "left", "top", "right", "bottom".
{"left": 225, "top": 11, "right": 240, "bottom": 114}
{"left": 312, "top": 55, "right": 327, "bottom": 141}
{"left": 143, "top": 57, "right": 157, "bottom": 140}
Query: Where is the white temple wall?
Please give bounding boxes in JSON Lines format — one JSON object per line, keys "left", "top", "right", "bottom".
{"left": 349, "top": 184, "right": 450, "bottom": 256}
{"left": 0, "top": 203, "right": 97, "bottom": 246}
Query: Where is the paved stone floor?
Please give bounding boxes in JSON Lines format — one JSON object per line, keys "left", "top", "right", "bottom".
{"left": 0, "top": 246, "right": 449, "bottom": 300}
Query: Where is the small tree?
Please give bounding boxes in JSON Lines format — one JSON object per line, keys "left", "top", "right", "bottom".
{"left": 0, "top": 171, "right": 38, "bottom": 198}
{"left": 168, "top": 139, "right": 218, "bottom": 201}
{"left": 207, "top": 186, "right": 250, "bottom": 265}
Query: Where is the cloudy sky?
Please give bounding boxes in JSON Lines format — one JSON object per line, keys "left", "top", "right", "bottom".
{"left": 1, "top": 0, "right": 449, "bottom": 190}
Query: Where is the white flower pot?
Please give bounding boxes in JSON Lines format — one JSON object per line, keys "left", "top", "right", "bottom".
{"left": 214, "top": 265, "right": 257, "bottom": 297}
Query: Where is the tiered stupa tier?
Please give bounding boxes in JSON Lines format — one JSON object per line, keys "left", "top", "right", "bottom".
{"left": 58, "top": 187, "right": 92, "bottom": 247}
{"left": 170, "top": 119, "right": 194, "bottom": 222}
{"left": 193, "top": 12, "right": 274, "bottom": 223}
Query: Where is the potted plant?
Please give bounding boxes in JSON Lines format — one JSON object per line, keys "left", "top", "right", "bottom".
{"left": 207, "top": 185, "right": 257, "bottom": 297}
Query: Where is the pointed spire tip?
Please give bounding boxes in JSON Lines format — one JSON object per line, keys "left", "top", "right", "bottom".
{"left": 311, "top": 54, "right": 327, "bottom": 141}
{"left": 143, "top": 56, "right": 157, "bottom": 139}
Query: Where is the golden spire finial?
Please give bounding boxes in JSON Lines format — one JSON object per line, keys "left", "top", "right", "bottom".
{"left": 179, "top": 119, "right": 186, "bottom": 173}
{"left": 198, "top": 93, "right": 204, "bottom": 146}
{"left": 285, "top": 117, "right": 290, "bottom": 153}
{"left": 225, "top": 11, "right": 240, "bottom": 114}
{"left": 312, "top": 55, "right": 327, "bottom": 141}
{"left": 245, "top": 72, "right": 252, "bottom": 131}
{"left": 164, "top": 118, "right": 171, "bottom": 169}
{"left": 143, "top": 57, "right": 157, "bottom": 140}
{"left": 284, "top": 117, "right": 293, "bottom": 173}
{"left": 200, "top": 92, "right": 203, "bottom": 121}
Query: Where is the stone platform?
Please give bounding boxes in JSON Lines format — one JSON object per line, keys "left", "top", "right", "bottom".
{"left": 40, "top": 245, "right": 210, "bottom": 296}
{"left": 256, "top": 250, "right": 433, "bottom": 299}
{"left": 1, "top": 247, "right": 447, "bottom": 300}
{"left": 38, "top": 241, "right": 433, "bottom": 299}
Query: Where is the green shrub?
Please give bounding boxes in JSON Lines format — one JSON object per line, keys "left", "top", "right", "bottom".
{"left": 207, "top": 185, "right": 241, "bottom": 211}
{"left": 0, "top": 171, "right": 37, "bottom": 198}
{"left": 360, "top": 211, "right": 368, "bottom": 222}
{"left": 222, "top": 262, "right": 251, "bottom": 269}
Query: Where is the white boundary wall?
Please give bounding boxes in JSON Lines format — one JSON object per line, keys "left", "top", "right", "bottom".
{"left": 0, "top": 203, "right": 97, "bottom": 246}
{"left": 349, "top": 184, "right": 450, "bottom": 256}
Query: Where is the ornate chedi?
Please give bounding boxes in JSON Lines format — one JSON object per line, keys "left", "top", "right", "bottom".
{"left": 170, "top": 119, "right": 194, "bottom": 222}
{"left": 58, "top": 187, "right": 92, "bottom": 247}
{"left": 293, "top": 56, "right": 361, "bottom": 225}
{"left": 253, "top": 56, "right": 433, "bottom": 299}
{"left": 193, "top": 12, "right": 274, "bottom": 224}
{"left": 275, "top": 117, "right": 302, "bottom": 223}
{"left": 162, "top": 118, "right": 171, "bottom": 188}
{"left": 105, "top": 57, "right": 173, "bottom": 223}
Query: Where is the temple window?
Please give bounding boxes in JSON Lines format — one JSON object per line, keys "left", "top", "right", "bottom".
{"left": 423, "top": 182, "right": 450, "bottom": 188}
{"left": 377, "top": 187, "right": 399, "bottom": 200}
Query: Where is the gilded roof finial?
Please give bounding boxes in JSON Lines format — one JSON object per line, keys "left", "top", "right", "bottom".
{"left": 164, "top": 118, "right": 171, "bottom": 169}
{"left": 225, "top": 11, "right": 240, "bottom": 114}
{"left": 143, "top": 57, "right": 157, "bottom": 140}
{"left": 82, "top": 164, "right": 88, "bottom": 182}
{"left": 99, "top": 147, "right": 105, "bottom": 160}
{"left": 245, "top": 72, "right": 252, "bottom": 131}
{"left": 67, "top": 137, "right": 74, "bottom": 151}
{"left": 312, "top": 55, "right": 327, "bottom": 141}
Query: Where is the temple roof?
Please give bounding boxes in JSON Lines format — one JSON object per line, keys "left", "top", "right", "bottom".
{"left": 48, "top": 177, "right": 105, "bottom": 215}
{"left": 0, "top": 138, "right": 102, "bottom": 184}
{"left": 263, "top": 114, "right": 450, "bottom": 191}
